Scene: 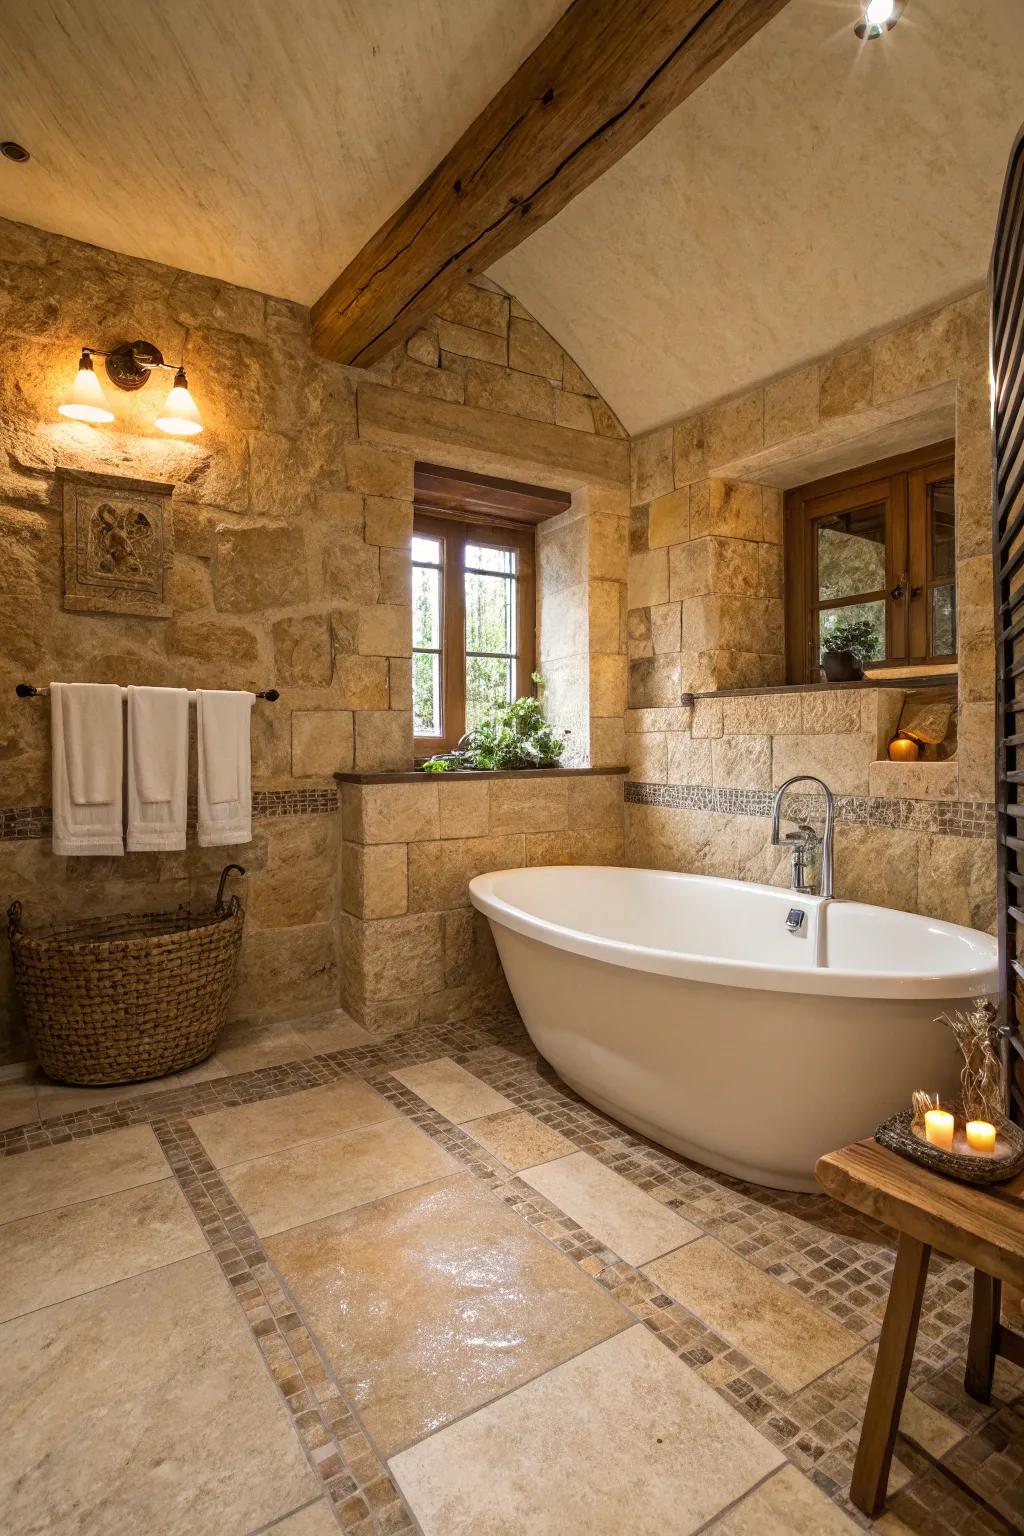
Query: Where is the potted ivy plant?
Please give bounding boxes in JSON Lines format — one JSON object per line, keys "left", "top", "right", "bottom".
{"left": 820, "top": 616, "right": 881, "bottom": 682}
{"left": 421, "top": 676, "right": 567, "bottom": 772}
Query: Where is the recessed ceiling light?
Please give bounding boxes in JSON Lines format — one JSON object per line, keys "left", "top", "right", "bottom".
{"left": 0, "top": 141, "right": 30, "bottom": 163}
{"left": 855, "top": 0, "right": 905, "bottom": 38}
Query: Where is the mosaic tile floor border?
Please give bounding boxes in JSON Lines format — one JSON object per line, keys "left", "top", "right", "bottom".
{"left": 154, "top": 1116, "right": 415, "bottom": 1535}
{"left": 4, "top": 1009, "right": 1024, "bottom": 1534}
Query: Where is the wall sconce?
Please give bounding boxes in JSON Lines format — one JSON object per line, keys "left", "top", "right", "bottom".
{"left": 58, "top": 352, "right": 115, "bottom": 424}
{"left": 59, "top": 340, "right": 203, "bottom": 436}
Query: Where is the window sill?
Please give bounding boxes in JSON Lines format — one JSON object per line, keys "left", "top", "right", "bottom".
{"left": 335, "top": 765, "right": 628, "bottom": 785}
{"left": 681, "top": 671, "right": 957, "bottom": 705}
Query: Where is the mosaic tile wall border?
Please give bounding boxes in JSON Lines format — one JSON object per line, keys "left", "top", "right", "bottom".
{"left": 625, "top": 781, "right": 996, "bottom": 840}
{"left": 4, "top": 782, "right": 997, "bottom": 844}
{"left": 0, "top": 787, "right": 339, "bottom": 842}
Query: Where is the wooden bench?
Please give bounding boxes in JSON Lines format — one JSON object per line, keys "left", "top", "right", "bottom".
{"left": 815, "top": 1137, "right": 1024, "bottom": 1518}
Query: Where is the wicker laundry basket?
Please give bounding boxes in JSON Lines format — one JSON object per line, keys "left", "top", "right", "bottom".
{"left": 7, "top": 864, "right": 246, "bottom": 1086}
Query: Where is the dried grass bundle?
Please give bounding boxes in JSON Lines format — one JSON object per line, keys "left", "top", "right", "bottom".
{"left": 934, "top": 998, "right": 1004, "bottom": 1122}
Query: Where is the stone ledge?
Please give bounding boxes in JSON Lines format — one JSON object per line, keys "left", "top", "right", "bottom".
{"left": 335, "top": 766, "right": 628, "bottom": 785}
{"left": 682, "top": 673, "right": 957, "bottom": 704}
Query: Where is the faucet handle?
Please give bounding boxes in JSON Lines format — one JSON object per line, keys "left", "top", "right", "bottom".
{"left": 780, "top": 823, "right": 817, "bottom": 846}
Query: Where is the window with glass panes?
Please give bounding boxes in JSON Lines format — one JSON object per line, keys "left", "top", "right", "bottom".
{"left": 412, "top": 513, "right": 536, "bottom": 753}
{"left": 783, "top": 442, "right": 956, "bottom": 682}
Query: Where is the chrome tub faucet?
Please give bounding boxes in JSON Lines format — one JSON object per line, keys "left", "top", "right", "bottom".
{"left": 770, "top": 775, "right": 835, "bottom": 899}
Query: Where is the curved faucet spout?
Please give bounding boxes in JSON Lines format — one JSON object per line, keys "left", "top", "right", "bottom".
{"left": 770, "top": 774, "right": 835, "bottom": 900}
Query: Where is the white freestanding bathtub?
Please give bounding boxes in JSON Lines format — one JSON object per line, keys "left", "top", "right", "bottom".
{"left": 469, "top": 866, "right": 999, "bottom": 1192}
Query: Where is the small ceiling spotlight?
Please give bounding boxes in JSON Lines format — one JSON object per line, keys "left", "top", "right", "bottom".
{"left": 58, "top": 340, "right": 203, "bottom": 435}
{"left": 0, "top": 141, "right": 30, "bottom": 163}
{"left": 855, "top": 0, "right": 906, "bottom": 38}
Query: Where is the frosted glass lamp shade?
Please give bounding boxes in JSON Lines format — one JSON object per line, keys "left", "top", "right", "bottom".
{"left": 155, "top": 368, "right": 203, "bottom": 436}
{"left": 59, "top": 353, "right": 114, "bottom": 424}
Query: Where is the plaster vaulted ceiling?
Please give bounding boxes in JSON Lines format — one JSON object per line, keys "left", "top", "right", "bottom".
{"left": 2, "top": 0, "right": 1022, "bottom": 436}
{"left": 0, "top": 0, "right": 566, "bottom": 302}
{"left": 491, "top": 0, "right": 1024, "bottom": 433}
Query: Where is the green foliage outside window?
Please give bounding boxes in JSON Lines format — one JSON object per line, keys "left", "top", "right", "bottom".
{"left": 820, "top": 615, "right": 882, "bottom": 663}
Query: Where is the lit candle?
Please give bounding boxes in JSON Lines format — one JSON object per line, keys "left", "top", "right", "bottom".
{"left": 924, "top": 1109, "right": 955, "bottom": 1151}
{"left": 965, "top": 1120, "right": 997, "bottom": 1155}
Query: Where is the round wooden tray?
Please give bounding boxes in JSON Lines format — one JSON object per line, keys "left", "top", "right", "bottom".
{"left": 875, "top": 1110, "right": 1024, "bottom": 1185}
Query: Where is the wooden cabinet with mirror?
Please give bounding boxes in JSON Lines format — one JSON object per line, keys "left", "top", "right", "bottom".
{"left": 784, "top": 442, "right": 956, "bottom": 683}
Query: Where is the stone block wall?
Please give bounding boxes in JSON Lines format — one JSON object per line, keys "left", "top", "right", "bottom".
{"left": 538, "top": 494, "right": 629, "bottom": 768}
{"left": 338, "top": 772, "right": 625, "bottom": 1034}
{"left": 629, "top": 478, "right": 784, "bottom": 697}
{"left": 538, "top": 508, "right": 591, "bottom": 764}
{"left": 0, "top": 216, "right": 629, "bottom": 1064}
{"left": 0, "top": 214, "right": 999, "bottom": 1062}
{"left": 625, "top": 291, "right": 997, "bottom": 928}
{"left": 625, "top": 690, "right": 994, "bottom": 931}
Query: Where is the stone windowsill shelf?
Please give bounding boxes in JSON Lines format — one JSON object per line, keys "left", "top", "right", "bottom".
{"left": 334, "top": 765, "right": 629, "bottom": 785}
{"left": 682, "top": 672, "right": 957, "bottom": 705}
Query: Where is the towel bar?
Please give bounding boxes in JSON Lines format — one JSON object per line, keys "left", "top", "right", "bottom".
{"left": 15, "top": 682, "right": 280, "bottom": 701}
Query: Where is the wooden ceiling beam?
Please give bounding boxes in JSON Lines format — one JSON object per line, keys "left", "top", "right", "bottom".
{"left": 311, "top": 0, "right": 791, "bottom": 367}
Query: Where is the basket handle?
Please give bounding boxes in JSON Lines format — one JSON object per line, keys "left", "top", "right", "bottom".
{"left": 215, "top": 864, "right": 246, "bottom": 913}
{"left": 6, "top": 900, "right": 22, "bottom": 940}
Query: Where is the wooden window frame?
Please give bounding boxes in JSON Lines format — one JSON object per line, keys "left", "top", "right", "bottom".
{"left": 784, "top": 440, "right": 956, "bottom": 683}
{"left": 413, "top": 510, "right": 536, "bottom": 756}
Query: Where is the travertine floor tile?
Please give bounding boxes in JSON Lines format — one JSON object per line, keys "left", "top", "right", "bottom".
{"left": 35, "top": 1055, "right": 226, "bottom": 1118}
{"left": 268, "top": 1174, "right": 627, "bottom": 1456}
{"left": 392, "top": 1056, "right": 513, "bottom": 1121}
{"left": 644, "top": 1237, "right": 861, "bottom": 1393}
{"left": 707, "top": 1464, "right": 861, "bottom": 1533}
{"left": 0, "top": 1252, "right": 315, "bottom": 1535}
{"left": 899, "top": 1390, "right": 966, "bottom": 1458}
{"left": 223, "top": 1115, "right": 456, "bottom": 1236}
{"left": 873, "top": 1513, "right": 922, "bottom": 1534}
{"left": 520, "top": 1150, "right": 700, "bottom": 1266}
{"left": 294, "top": 1009, "right": 373, "bottom": 1052}
{"left": 389, "top": 1323, "right": 782, "bottom": 1535}
{"left": 0, "top": 1122, "right": 169, "bottom": 1223}
{"left": 0, "top": 1179, "right": 205, "bottom": 1322}
{"left": 191, "top": 1076, "right": 398, "bottom": 1167}
{"left": 269, "top": 1500, "right": 343, "bottom": 1534}
{"left": 0, "top": 1080, "right": 37, "bottom": 1131}
{"left": 462, "top": 1108, "right": 576, "bottom": 1170}
{"left": 214, "top": 1018, "right": 315, "bottom": 1074}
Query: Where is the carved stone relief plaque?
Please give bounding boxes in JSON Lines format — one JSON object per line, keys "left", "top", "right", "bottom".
{"left": 61, "top": 469, "right": 173, "bottom": 617}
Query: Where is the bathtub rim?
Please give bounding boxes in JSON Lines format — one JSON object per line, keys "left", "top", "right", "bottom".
{"left": 469, "top": 865, "right": 997, "bottom": 1001}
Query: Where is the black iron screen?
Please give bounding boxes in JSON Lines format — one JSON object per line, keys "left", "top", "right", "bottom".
{"left": 993, "top": 124, "right": 1024, "bottom": 1117}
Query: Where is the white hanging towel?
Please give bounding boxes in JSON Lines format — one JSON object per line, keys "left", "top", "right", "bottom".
{"left": 196, "top": 690, "right": 254, "bottom": 847}
{"left": 126, "top": 686, "right": 189, "bottom": 852}
{"left": 50, "top": 682, "right": 125, "bottom": 857}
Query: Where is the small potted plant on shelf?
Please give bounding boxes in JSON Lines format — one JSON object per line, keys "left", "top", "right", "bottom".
{"left": 819, "top": 617, "right": 880, "bottom": 683}
{"left": 421, "top": 675, "right": 567, "bottom": 773}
